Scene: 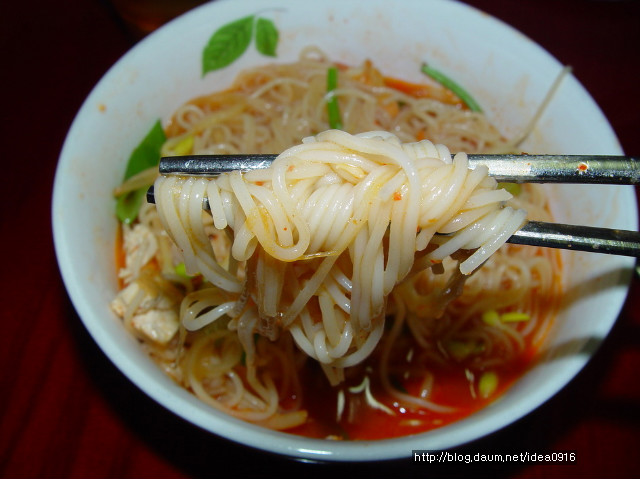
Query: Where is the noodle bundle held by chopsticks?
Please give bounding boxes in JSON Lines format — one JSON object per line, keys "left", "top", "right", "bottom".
{"left": 153, "top": 130, "right": 526, "bottom": 381}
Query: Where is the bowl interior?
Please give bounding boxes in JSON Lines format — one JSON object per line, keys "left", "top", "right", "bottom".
{"left": 53, "top": 0, "right": 637, "bottom": 461}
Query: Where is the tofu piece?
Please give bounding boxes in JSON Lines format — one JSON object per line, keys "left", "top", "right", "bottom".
{"left": 110, "top": 281, "right": 174, "bottom": 316}
{"left": 119, "top": 223, "right": 158, "bottom": 284}
{"left": 131, "top": 309, "right": 179, "bottom": 344}
{"left": 110, "top": 280, "right": 179, "bottom": 345}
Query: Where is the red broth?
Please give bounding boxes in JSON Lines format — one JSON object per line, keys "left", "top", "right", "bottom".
{"left": 287, "top": 334, "right": 540, "bottom": 440}
{"left": 285, "top": 246, "right": 562, "bottom": 440}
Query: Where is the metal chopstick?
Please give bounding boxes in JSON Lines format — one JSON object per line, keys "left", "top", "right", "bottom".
{"left": 156, "top": 154, "right": 640, "bottom": 184}
{"left": 511, "top": 221, "right": 640, "bottom": 257}
{"left": 145, "top": 154, "right": 640, "bottom": 257}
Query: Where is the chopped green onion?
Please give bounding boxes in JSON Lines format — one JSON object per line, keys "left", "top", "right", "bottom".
{"left": 326, "top": 66, "right": 343, "bottom": 129}
{"left": 482, "top": 310, "right": 500, "bottom": 326}
{"left": 500, "top": 312, "right": 531, "bottom": 323}
{"left": 122, "top": 120, "right": 166, "bottom": 180}
{"left": 497, "top": 182, "right": 522, "bottom": 196}
{"left": 174, "top": 262, "right": 190, "bottom": 278}
{"left": 484, "top": 309, "right": 531, "bottom": 324}
{"left": 446, "top": 340, "right": 475, "bottom": 361}
{"left": 420, "top": 63, "right": 482, "bottom": 112}
{"left": 172, "top": 135, "right": 194, "bottom": 156}
{"left": 478, "top": 371, "right": 499, "bottom": 398}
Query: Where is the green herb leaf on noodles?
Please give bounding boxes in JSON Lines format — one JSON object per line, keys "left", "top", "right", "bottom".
{"left": 116, "top": 188, "right": 148, "bottom": 224}
{"left": 116, "top": 120, "right": 166, "bottom": 224}
{"left": 255, "top": 17, "right": 279, "bottom": 57}
{"left": 122, "top": 120, "right": 165, "bottom": 180}
{"left": 202, "top": 15, "right": 255, "bottom": 75}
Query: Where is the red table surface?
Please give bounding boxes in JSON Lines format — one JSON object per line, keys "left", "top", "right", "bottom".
{"left": 2, "top": 1, "right": 639, "bottom": 478}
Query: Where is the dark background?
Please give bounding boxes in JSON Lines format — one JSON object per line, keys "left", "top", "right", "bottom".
{"left": 1, "top": 1, "right": 639, "bottom": 478}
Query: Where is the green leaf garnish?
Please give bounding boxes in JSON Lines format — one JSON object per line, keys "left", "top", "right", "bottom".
{"left": 421, "top": 63, "right": 482, "bottom": 112}
{"left": 255, "top": 17, "right": 278, "bottom": 57}
{"left": 202, "top": 15, "right": 280, "bottom": 75}
{"left": 116, "top": 120, "right": 166, "bottom": 224}
{"left": 116, "top": 189, "right": 148, "bottom": 224}
{"left": 327, "top": 66, "right": 343, "bottom": 129}
{"left": 123, "top": 120, "right": 165, "bottom": 180}
{"left": 202, "top": 15, "right": 255, "bottom": 75}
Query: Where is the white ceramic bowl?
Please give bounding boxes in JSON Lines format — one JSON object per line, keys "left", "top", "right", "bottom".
{"left": 53, "top": 0, "right": 637, "bottom": 462}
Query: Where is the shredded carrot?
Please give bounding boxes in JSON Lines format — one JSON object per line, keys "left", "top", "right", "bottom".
{"left": 383, "top": 76, "right": 464, "bottom": 107}
{"left": 115, "top": 224, "right": 125, "bottom": 289}
{"left": 381, "top": 98, "right": 400, "bottom": 119}
{"left": 349, "top": 59, "right": 385, "bottom": 87}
